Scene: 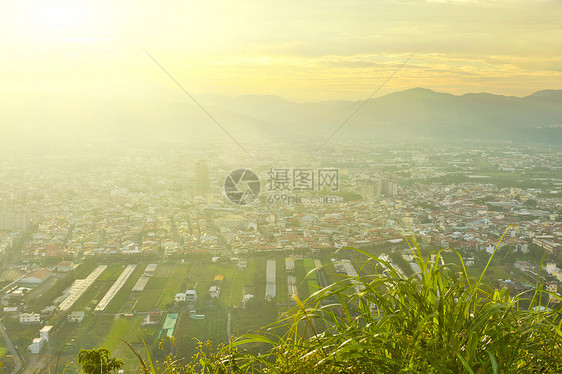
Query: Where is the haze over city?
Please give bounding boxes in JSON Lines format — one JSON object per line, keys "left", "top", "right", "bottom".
{"left": 0, "top": 1, "right": 561, "bottom": 373}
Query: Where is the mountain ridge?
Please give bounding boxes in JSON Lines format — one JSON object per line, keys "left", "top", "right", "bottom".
{"left": 1, "top": 87, "right": 561, "bottom": 146}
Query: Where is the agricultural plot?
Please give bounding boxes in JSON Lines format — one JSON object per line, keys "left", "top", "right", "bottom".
{"left": 173, "top": 303, "right": 229, "bottom": 359}
{"left": 104, "top": 265, "right": 145, "bottom": 313}
{"left": 303, "top": 258, "right": 320, "bottom": 294}
{"left": 276, "top": 258, "right": 288, "bottom": 303}
{"left": 69, "top": 265, "right": 124, "bottom": 312}
{"left": 191, "top": 261, "right": 236, "bottom": 306}
{"left": 320, "top": 259, "right": 342, "bottom": 285}
{"left": 133, "top": 289, "right": 163, "bottom": 312}
{"left": 58, "top": 265, "right": 108, "bottom": 311}
{"left": 228, "top": 269, "right": 244, "bottom": 306}
{"left": 265, "top": 259, "right": 276, "bottom": 299}
{"left": 155, "top": 263, "right": 191, "bottom": 308}
{"left": 253, "top": 258, "right": 267, "bottom": 300}
{"left": 294, "top": 260, "right": 309, "bottom": 299}
{"left": 229, "top": 259, "right": 257, "bottom": 306}
{"left": 98, "top": 315, "right": 150, "bottom": 371}
{"left": 95, "top": 264, "right": 137, "bottom": 311}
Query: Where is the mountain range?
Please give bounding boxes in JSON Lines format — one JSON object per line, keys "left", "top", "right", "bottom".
{"left": 2, "top": 88, "right": 561, "bottom": 146}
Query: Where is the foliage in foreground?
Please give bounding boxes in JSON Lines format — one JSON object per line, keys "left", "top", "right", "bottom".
{"left": 78, "top": 227, "right": 561, "bottom": 373}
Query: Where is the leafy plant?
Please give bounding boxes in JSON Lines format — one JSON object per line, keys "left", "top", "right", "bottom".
{"left": 54, "top": 225, "right": 562, "bottom": 373}
{"left": 77, "top": 348, "right": 124, "bottom": 374}
{"left": 228, "top": 226, "right": 562, "bottom": 373}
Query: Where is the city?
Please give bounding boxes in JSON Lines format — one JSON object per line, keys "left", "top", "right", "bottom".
{"left": 0, "top": 140, "right": 560, "bottom": 371}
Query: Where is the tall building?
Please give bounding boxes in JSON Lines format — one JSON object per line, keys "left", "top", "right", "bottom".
{"left": 382, "top": 180, "right": 398, "bottom": 196}
{"left": 359, "top": 180, "right": 381, "bottom": 198}
{"left": 0, "top": 201, "right": 30, "bottom": 231}
{"left": 194, "top": 160, "right": 210, "bottom": 195}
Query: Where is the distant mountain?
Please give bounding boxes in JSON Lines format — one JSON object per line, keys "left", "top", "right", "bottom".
{"left": 200, "top": 88, "right": 562, "bottom": 143}
{"left": 525, "top": 89, "right": 562, "bottom": 98}
{"left": 1, "top": 88, "right": 561, "bottom": 147}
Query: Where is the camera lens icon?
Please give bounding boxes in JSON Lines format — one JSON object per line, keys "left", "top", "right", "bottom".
{"left": 224, "top": 168, "right": 260, "bottom": 205}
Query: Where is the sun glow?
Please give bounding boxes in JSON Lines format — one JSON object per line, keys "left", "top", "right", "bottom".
{"left": 12, "top": 1, "right": 112, "bottom": 42}
{"left": 30, "top": 2, "right": 86, "bottom": 30}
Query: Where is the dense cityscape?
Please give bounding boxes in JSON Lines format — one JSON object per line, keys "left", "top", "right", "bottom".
{"left": 0, "top": 140, "right": 560, "bottom": 371}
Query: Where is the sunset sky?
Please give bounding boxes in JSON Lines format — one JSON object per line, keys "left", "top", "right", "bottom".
{"left": 1, "top": 0, "right": 561, "bottom": 102}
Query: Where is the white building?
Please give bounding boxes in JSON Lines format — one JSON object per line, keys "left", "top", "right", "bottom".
{"left": 28, "top": 337, "right": 45, "bottom": 354}
{"left": 40, "top": 325, "right": 53, "bottom": 342}
{"left": 67, "top": 311, "right": 85, "bottom": 323}
{"left": 209, "top": 286, "right": 220, "bottom": 298}
{"left": 185, "top": 290, "right": 197, "bottom": 304}
{"left": 174, "top": 292, "right": 186, "bottom": 302}
{"left": 20, "top": 313, "right": 41, "bottom": 324}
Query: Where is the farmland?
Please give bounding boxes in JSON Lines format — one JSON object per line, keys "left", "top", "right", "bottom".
{"left": 2, "top": 255, "right": 356, "bottom": 369}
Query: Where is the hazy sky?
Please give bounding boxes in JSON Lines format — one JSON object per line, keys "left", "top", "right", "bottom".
{"left": 1, "top": 0, "right": 561, "bottom": 102}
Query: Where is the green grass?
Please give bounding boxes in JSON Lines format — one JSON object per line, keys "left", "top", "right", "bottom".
{"left": 133, "top": 289, "right": 163, "bottom": 312}
{"left": 155, "top": 263, "right": 191, "bottom": 308}
{"left": 219, "top": 227, "right": 562, "bottom": 373}
{"left": 253, "top": 258, "right": 267, "bottom": 300}
{"left": 74, "top": 263, "right": 98, "bottom": 278}
{"left": 48, "top": 229, "right": 562, "bottom": 373}
{"left": 99, "top": 316, "right": 149, "bottom": 372}
{"left": 98, "top": 265, "right": 126, "bottom": 282}
{"left": 145, "top": 277, "right": 167, "bottom": 289}
{"left": 294, "top": 260, "right": 310, "bottom": 299}
{"left": 302, "top": 258, "right": 319, "bottom": 293}
{"left": 244, "top": 260, "right": 256, "bottom": 287}
{"left": 228, "top": 269, "right": 244, "bottom": 307}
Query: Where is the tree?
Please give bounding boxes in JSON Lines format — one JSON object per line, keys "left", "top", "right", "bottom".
{"left": 78, "top": 348, "right": 124, "bottom": 374}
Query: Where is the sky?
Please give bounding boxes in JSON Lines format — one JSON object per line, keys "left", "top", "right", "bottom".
{"left": 1, "top": 0, "right": 561, "bottom": 102}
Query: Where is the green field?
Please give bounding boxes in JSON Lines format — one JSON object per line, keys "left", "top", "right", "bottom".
{"left": 155, "top": 263, "right": 191, "bottom": 308}
{"left": 303, "top": 258, "right": 320, "bottom": 294}
{"left": 228, "top": 268, "right": 244, "bottom": 306}
{"left": 34, "top": 258, "right": 331, "bottom": 369}
{"left": 99, "top": 315, "right": 153, "bottom": 371}
{"left": 133, "top": 289, "right": 163, "bottom": 311}
{"left": 294, "top": 259, "right": 310, "bottom": 299}
{"left": 71, "top": 264, "right": 126, "bottom": 312}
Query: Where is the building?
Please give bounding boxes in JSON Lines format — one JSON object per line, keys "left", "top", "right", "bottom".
{"left": 41, "top": 305, "right": 57, "bottom": 317}
{"left": 285, "top": 257, "right": 295, "bottom": 272}
{"left": 359, "top": 180, "right": 381, "bottom": 198}
{"left": 0, "top": 204, "right": 30, "bottom": 231}
{"left": 533, "top": 237, "right": 560, "bottom": 252}
{"left": 174, "top": 292, "right": 186, "bottom": 302}
{"left": 67, "top": 311, "right": 85, "bottom": 323}
{"left": 40, "top": 325, "right": 53, "bottom": 342}
{"left": 382, "top": 180, "right": 398, "bottom": 196}
{"left": 185, "top": 290, "right": 197, "bottom": 305}
{"left": 209, "top": 286, "right": 220, "bottom": 298}
{"left": 28, "top": 337, "right": 45, "bottom": 354}
{"left": 142, "top": 310, "right": 162, "bottom": 326}
{"left": 56, "top": 261, "right": 74, "bottom": 272}
{"left": 20, "top": 269, "right": 52, "bottom": 285}
{"left": 163, "top": 241, "right": 180, "bottom": 257}
{"left": 20, "top": 313, "right": 41, "bottom": 324}
{"left": 144, "top": 264, "right": 158, "bottom": 276}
